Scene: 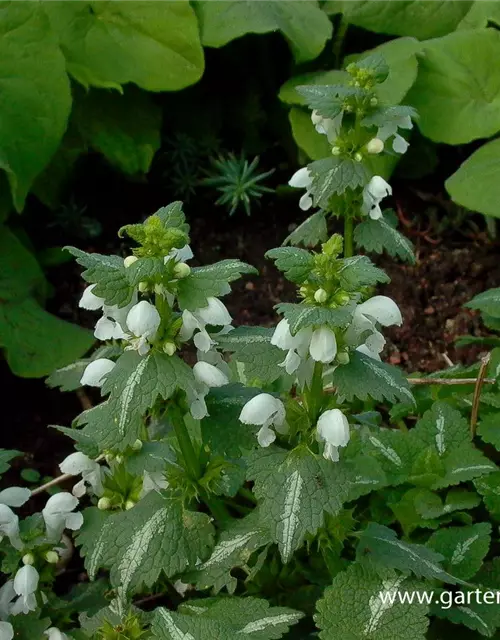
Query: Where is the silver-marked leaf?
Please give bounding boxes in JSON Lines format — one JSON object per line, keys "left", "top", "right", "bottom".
{"left": 427, "top": 523, "right": 492, "bottom": 580}
{"left": 283, "top": 211, "right": 328, "bottom": 248}
{"left": 475, "top": 472, "right": 500, "bottom": 520}
{"left": 309, "top": 157, "right": 371, "bottom": 207}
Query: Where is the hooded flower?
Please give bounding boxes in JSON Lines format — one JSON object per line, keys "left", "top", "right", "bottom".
{"left": 316, "top": 409, "right": 350, "bottom": 462}
{"left": 11, "top": 565, "right": 39, "bottom": 615}
{"left": 79, "top": 285, "right": 133, "bottom": 341}
{"left": 125, "top": 300, "right": 161, "bottom": 356}
{"left": 288, "top": 167, "right": 314, "bottom": 211}
{"left": 311, "top": 110, "right": 343, "bottom": 143}
{"left": 80, "top": 358, "right": 115, "bottom": 387}
{"left": 42, "top": 493, "right": 83, "bottom": 541}
{"left": 45, "top": 628, "right": 69, "bottom": 640}
{"left": 180, "top": 297, "right": 232, "bottom": 353}
{"left": 362, "top": 176, "right": 392, "bottom": 220}
{"left": 377, "top": 114, "right": 413, "bottom": 154}
{"left": 0, "top": 506, "right": 22, "bottom": 550}
{"left": 59, "top": 452, "right": 104, "bottom": 498}
{"left": 164, "top": 244, "right": 194, "bottom": 264}
{"left": 0, "top": 488, "right": 30, "bottom": 509}
{"left": 271, "top": 319, "right": 312, "bottom": 374}
{"left": 344, "top": 295, "right": 402, "bottom": 360}
{"left": 193, "top": 362, "right": 229, "bottom": 388}
{"left": 0, "top": 622, "right": 13, "bottom": 640}
{"left": 309, "top": 326, "right": 338, "bottom": 364}
{"left": 0, "top": 581, "right": 15, "bottom": 620}
{"left": 239, "top": 393, "right": 287, "bottom": 447}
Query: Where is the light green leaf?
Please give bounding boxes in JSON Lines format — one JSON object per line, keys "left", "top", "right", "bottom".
{"left": 192, "top": 510, "right": 272, "bottom": 594}
{"left": 279, "top": 70, "right": 349, "bottom": 107}
{"left": 265, "top": 247, "right": 313, "bottom": 284}
{"left": 357, "top": 523, "right": 462, "bottom": 584}
{"left": 44, "top": 0, "right": 204, "bottom": 91}
{"left": 73, "top": 87, "right": 161, "bottom": 175}
{"left": 177, "top": 597, "right": 303, "bottom": 640}
{"left": 446, "top": 139, "right": 500, "bottom": 219}
{"left": 177, "top": 259, "right": 257, "bottom": 311}
{"left": 475, "top": 472, "right": 500, "bottom": 520}
{"left": 283, "top": 211, "right": 328, "bottom": 248}
{"left": 332, "top": 351, "right": 415, "bottom": 405}
{"left": 156, "top": 201, "right": 190, "bottom": 235}
{"left": 288, "top": 107, "right": 332, "bottom": 161}
{"left": 458, "top": 1, "right": 500, "bottom": 30}
{"left": 247, "top": 446, "right": 350, "bottom": 562}
{"left": 217, "top": 328, "right": 285, "bottom": 386}
{"left": 0, "top": 2, "right": 71, "bottom": 210}
{"left": 310, "top": 156, "right": 371, "bottom": 207}
{"left": 276, "top": 302, "right": 355, "bottom": 334}
{"left": 324, "top": 0, "right": 472, "bottom": 39}
{"left": 354, "top": 215, "right": 415, "bottom": 264}
{"left": 337, "top": 256, "right": 390, "bottom": 289}
{"left": 195, "top": 0, "right": 332, "bottom": 63}
{"left": 427, "top": 523, "right": 492, "bottom": 580}
{"left": 407, "top": 29, "right": 500, "bottom": 144}
{"left": 315, "top": 562, "right": 429, "bottom": 640}
{"left": 81, "top": 492, "right": 214, "bottom": 594}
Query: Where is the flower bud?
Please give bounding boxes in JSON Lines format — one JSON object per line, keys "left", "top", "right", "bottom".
{"left": 104, "top": 453, "right": 114, "bottom": 464}
{"left": 98, "top": 497, "right": 111, "bottom": 511}
{"left": 334, "top": 292, "right": 351, "bottom": 305}
{"left": 115, "top": 455, "right": 124, "bottom": 465}
{"left": 354, "top": 152, "right": 363, "bottom": 162}
{"left": 370, "top": 96, "right": 378, "bottom": 107}
{"left": 123, "top": 255, "right": 138, "bottom": 268}
{"left": 173, "top": 262, "right": 191, "bottom": 279}
{"left": 331, "top": 146, "right": 341, "bottom": 156}
{"left": 126, "top": 301, "right": 161, "bottom": 339}
{"left": 125, "top": 500, "right": 135, "bottom": 511}
{"left": 22, "top": 553, "right": 35, "bottom": 566}
{"left": 163, "top": 341, "right": 176, "bottom": 356}
{"left": 367, "top": 138, "right": 384, "bottom": 155}
{"left": 314, "top": 288, "right": 328, "bottom": 304}
{"left": 337, "top": 351, "right": 350, "bottom": 365}
{"left": 138, "top": 282, "right": 148, "bottom": 293}
{"left": 132, "top": 439, "right": 143, "bottom": 452}
{"left": 45, "top": 551, "right": 59, "bottom": 564}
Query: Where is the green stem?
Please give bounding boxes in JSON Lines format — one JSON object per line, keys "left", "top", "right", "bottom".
{"left": 169, "top": 405, "right": 201, "bottom": 480}
{"left": 238, "top": 486, "right": 257, "bottom": 505}
{"left": 333, "top": 17, "right": 349, "bottom": 69}
{"left": 344, "top": 216, "right": 354, "bottom": 258}
{"left": 304, "top": 362, "right": 325, "bottom": 425}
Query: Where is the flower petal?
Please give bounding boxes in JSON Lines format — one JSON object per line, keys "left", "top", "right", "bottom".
{"left": 257, "top": 425, "right": 277, "bottom": 448}
{"left": 80, "top": 358, "right": 115, "bottom": 387}
{"left": 196, "top": 297, "right": 232, "bottom": 327}
{"left": 239, "top": 393, "right": 284, "bottom": 426}
{"left": 79, "top": 285, "right": 104, "bottom": 311}
{"left": 357, "top": 295, "right": 402, "bottom": 327}
{"left": 0, "top": 487, "right": 31, "bottom": 508}
{"left": 309, "top": 327, "right": 337, "bottom": 363}
{"left": 289, "top": 167, "right": 312, "bottom": 189}
{"left": 193, "top": 362, "right": 229, "bottom": 388}
{"left": 126, "top": 301, "right": 161, "bottom": 338}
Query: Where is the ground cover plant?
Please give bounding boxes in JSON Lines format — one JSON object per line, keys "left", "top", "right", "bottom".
{"left": 1, "top": 53, "right": 500, "bottom": 640}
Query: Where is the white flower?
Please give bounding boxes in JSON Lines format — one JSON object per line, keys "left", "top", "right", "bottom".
{"left": 140, "top": 471, "right": 169, "bottom": 499}
{"left": 271, "top": 319, "right": 312, "bottom": 374}
{"left": 239, "top": 393, "right": 286, "bottom": 447}
{"left": 357, "top": 295, "right": 402, "bottom": 328}
{"left": 42, "top": 493, "right": 83, "bottom": 541}
{"left": 309, "top": 327, "right": 337, "bottom": 363}
{"left": 377, "top": 114, "right": 412, "bottom": 154}
{"left": 126, "top": 300, "right": 161, "bottom": 355}
{"left": 45, "top": 628, "right": 69, "bottom": 640}
{"left": 366, "top": 137, "right": 384, "bottom": 155}
{"left": 0, "top": 506, "right": 21, "bottom": 550}
{"left": 196, "top": 297, "right": 232, "bottom": 326}
{"left": 59, "top": 452, "right": 104, "bottom": 498}
{"left": 0, "top": 622, "right": 13, "bottom": 640}
{"left": 173, "top": 579, "right": 190, "bottom": 597}
{"left": 311, "top": 110, "right": 343, "bottom": 143}
{"left": 79, "top": 284, "right": 104, "bottom": 311}
{"left": 289, "top": 167, "right": 314, "bottom": 211}
{"left": 80, "top": 358, "right": 115, "bottom": 387}
{"left": 0, "top": 581, "right": 15, "bottom": 619}
{"left": 0, "top": 488, "right": 30, "bottom": 508}
{"left": 316, "top": 409, "right": 350, "bottom": 462}
{"left": 179, "top": 298, "right": 232, "bottom": 353}
{"left": 362, "top": 176, "right": 392, "bottom": 220}
{"left": 80, "top": 285, "right": 134, "bottom": 341}
{"left": 345, "top": 295, "right": 402, "bottom": 360}
{"left": 193, "top": 362, "right": 229, "bottom": 388}
{"left": 165, "top": 244, "right": 194, "bottom": 264}
{"left": 11, "top": 565, "right": 39, "bottom": 615}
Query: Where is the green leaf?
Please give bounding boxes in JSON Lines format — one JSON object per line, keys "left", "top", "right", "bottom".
{"left": 192, "top": 510, "right": 272, "bottom": 594}
{"left": 354, "top": 215, "right": 415, "bottom": 264}
{"left": 315, "top": 562, "right": 429, "bottom": 640}
{"left": 265, "top": 247, "right": 313, "bottom": 283}
{"left": 332, "top": 351, "right": 415, "bottom": 405}
{"left": 407, "top": 29, "right": 500, "bottom": 144}
{"left": 477, "top": 413, "right": 500, "bottom": 450}
{"left": 11, "top": 614, "right": 51, "bottom": 640}
{"left": 458, "top": 1, "right": 500, "bottom": 30}
{"left": 279, "top": 70, "right": 349, "bottom": 107}
{"left": 247, "top": 446, "right": 350, "bottom": 562}
{"left": 447, "top": 139, "right": 500, "bottom": 219}
{"left": 177, "top": 259, "right": 257, "bottom": 310}
{"left": 427, "top": 523, "right": 492, "bottom": 580}
{"left": 415, "top": 488, "right": 481, "bottom": 520}
{"left": 80, "top": 492, "right": 214, "bottom": 594}
{"left": 0, "top": 3, "right": 71, "bottom": 211}
{"left": 52, "top": 425, "right": 99, "bottom": 459}
{"left": 324, "top": 0, "right": 472, "bottom": 39}
{"left": 357, "top": 523, "right": 462, "bottom": 584}
{"left": 465, "top": 287, "right": 500, "bottom": 318}
{"left": 337, "top": 256, "right": 390, "bottom": 289}
{"left": 73, "top": 86, "right": 161, "bottom": 175}
{"left": 0, "top": 449, "right": 22, "bottom": 475}
{"left": 296, "top": 85, "right": 363, "bottom": 120}
{"left": 195, "top": 0, "right": 332, "bottom": 63}
{"left": 283, "top": 211, "right": 328, "bottom": 248}
{"left": 309, "top": 156, "right": 371, "bottom": 207}
{"left": 44, "top": 0, "right": 204, "bottom": 91}
{"left": 152, "top": 597, "right": 302, "bottom": 640}
{"left": 217, "top": 328, "right": 285, "bottom": 386}
{"left": 156, "top": 201, "right": 190, "bottom": 235}
{"left": 287, "top": 107, "right": 332, "bottom": 161}
{"left": 475, "top": 472, "right": 500, "bottom": 520}
{"left": 276, "top": 302, "right": 355, "bottom": 334}
{"left": 0, "top": 226, "right": 45, "bottom": 302}
{"left": 66, "top": 247, "right": 132, "bottom": 308}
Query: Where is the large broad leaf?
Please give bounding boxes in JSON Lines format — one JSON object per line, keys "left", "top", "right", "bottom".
{"left": 427, "top": 523, "right": 492, "bottom": 581}
{"left": 44, "top": 1, "right": 204, "bottom": 91}
{"left": 458, "top": 1, "right": 500, "bottom": 30}
{"left": 324, "top": 1, "right": 472, "bottom": 39}
{"left": 0, "top": 2, "right": 71, "bottom": 211}
{"left": 407, "top": 29, "right": 500, "bottom": 144}
{"left": 446, "top": 139, "right": 500, "bottom": 219}
{"left": 73, "top": 87, "right": 161, "bottom": 175}
{"left": 465, "top": 286, "right": 500, "bottom": 318}
{"left": 195, "top": 0, "right": 332, "bottom": 63}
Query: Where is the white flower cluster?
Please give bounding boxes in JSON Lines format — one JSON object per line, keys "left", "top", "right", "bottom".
{"left": 0, "top": 492, "right": 83, "bottom": 638}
